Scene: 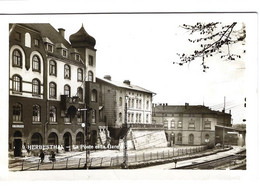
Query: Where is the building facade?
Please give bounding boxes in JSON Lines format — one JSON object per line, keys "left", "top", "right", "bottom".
{"left": 9, "top": 24, "right": 101, "bottom": 156}
{"left": 96, "top": 76, "right": 154, "bottom": 143}
{"left": 152, "top": 103, "right": 232, "bottom": 147}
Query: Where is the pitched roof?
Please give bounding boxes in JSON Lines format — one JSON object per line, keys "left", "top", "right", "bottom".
{"left": 96, "top": 77, "right": 154, "bottom": 94}
{"left": 153, "top": 105, "right": 231, "bottom": 115}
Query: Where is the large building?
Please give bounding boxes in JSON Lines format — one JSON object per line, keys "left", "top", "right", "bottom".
{"left": 152, "top": 103, "right": 232, "bottom": 147}
{"left": 9, "top": 23, "right": 101, "bottom": 156}
{"left": 96, "top": 76, "right": 154, "bottom": 144}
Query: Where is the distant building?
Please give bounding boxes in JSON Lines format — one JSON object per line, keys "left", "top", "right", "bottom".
{"left": 152, "top": 103, "right": 232, "bottom": 147}
{"left": 9, "top": 23, "right": 101, "bottom": 156}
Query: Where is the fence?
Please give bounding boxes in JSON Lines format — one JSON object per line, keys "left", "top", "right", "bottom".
{"left": 9, "top": 146, "right": 207, "bottom": 171}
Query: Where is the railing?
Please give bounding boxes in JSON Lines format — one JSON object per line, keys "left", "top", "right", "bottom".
{"left": 9, "top": 146, "right": 208, "bottom": 171}
{"left": 128, "top": 123, "right": 164, "bottom": 129}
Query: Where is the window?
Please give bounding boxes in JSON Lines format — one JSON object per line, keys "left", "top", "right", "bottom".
{"left": 62, "top": 49, "right": 67, "bottom": 57}
{"left": 188, "top": 134, "right": 194, "bottom": 145}
{"left": 92, "top": 110, "right": 96, "bottom": 123}
{"left": 13, "top": 103, "right": 22, "bottom": 122}
{"left": 128, "top": 98, "right": 131, "bottom": 108}
{"left": 32, "top": 105, "right": 41, "bottom": 122}
{"left": 77, "top": 87, "right": 83, "bottom": 102}
{"left": 12, "top": 75, "right": 22, "bottom": 92}
{"left": 136, "top": 100, "right": 138, "bottom": 109}
{"left": 131, "top": 113, "right": 134, "bottom": 123}
{"left": 205, "top": 134, "right": 210, "bottom": 143}
{"left": 131, "top": 99, "right": 134, "bottom": 108}
{"left": 88, "top": 55, "right": 94, "bottom": 66}
{"left": 146, "top": 100, "right": 149, "bottom": 110}
{"left": 49, "top": 82, "right": 56, "bottom": 98}
{"left": 32, "top": 55, "right": 40, "bottom": 72}
{"left": 12, "top": 50, "right": 22, "bottom": 68}
{"left": 49, "top": 60, "right": 56, "bottom": 76}
{"left": 25, "top": 33, "right": 31, "bottom": 48}
{"left": 135, "top": 113, "right": 138, "bottom": 123}
{"left": 171, "top": 120, "right": 175, "bottom": 128}
{"left": 47, "top": 44, "right": 53, "bottom": 52}
{"left": 146, "top": 114, "right": 149, "bottom": 123}
{"left": 34, "top": 39, "right": 39, "bottom": 46}
{"left": 177, "top": 133, "right": 182, "bottom": 143}
{"left": 75, "top": 54, "right": 80, "bottom": 61}
{"left": 119, "top": 97, "right": 123, "bottom": 106}
{"left": 64, "top": 64, "right": 70, "bottom": 79}
{"left": 91, "top": 89, "right": 97, "bottom": 102}
{"left": 139, "top": 114, "right": 141, "bottom": 123}
{"left": 177, "top": 121, "right": 182, "bottom": 128}
{"left": 64, "top": 85, "right": 70, "bottom": 97}
{"left": 119, "top": 113, "right": 122, "bottom": 122}
{"left": 77, "top": 113, "right": 83, "bottom": 123}
{"left": 32, "top": 79, "right": 40, "bottom": 95}
{"left": 139, "top": 100, "right": 142, "bottom": 109}
{"left": 163, "top": 120, "right": 168, "bottom": 127}
{"left": 204, "top": 120, "right": 211, "bottom": 129}
{"left": 88, "top": 71, "right": 93, "bottom": 82}
{"left": 188, "top": 121, "right": 195, "bottom": 129}
{"left": 49, "top": 106, "right": 57, "bottom": 122}
{"left": 77, "top": 68, "right": 83, "bottom": 82}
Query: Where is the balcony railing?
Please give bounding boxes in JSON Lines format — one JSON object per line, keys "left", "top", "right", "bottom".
{"left": 127, "top": 123, "right": 164, "bottom": 129}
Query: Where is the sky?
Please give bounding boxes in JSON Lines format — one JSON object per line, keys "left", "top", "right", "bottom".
{"left": 49, "top": 14, "right": 247, "bottom": 124}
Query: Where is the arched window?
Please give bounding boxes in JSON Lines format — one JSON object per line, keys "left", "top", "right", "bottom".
{"left": 32, "top": 105, "right": 41, "bottom": 122}
{"left": 64, "top": 84, "right": 70, "bottom": 97}
{"left": 49, "top": 106, "right": 57, "bottom": 122}
{"left": 31, "top": 133, "right": 43, "bottom": 145}
{"left": 13, "top": 103, "right": 22, "bottom": 122}
{"left": 88, "top": 71, "right": 93, "bottom": 82}
{"left": 49, "top": 60, "right": 56, "bottom": 75}
{"left": 25, "top": 33, "right": 31, "bottom": 48}
{"left": 77, "top": 68, "right": 83, "bottom": 82}
{"left": 48, "top": 132, "right": 58, "bottom": 145}
{"left": 12, "top": 75, "right": 22, "bottom": 92}
{"left": 49, "top": 82, "right": 56, "bottom": 98}
{"left": 119, "top": 113, "right": 122, "bottom": 122}
{"left": 77, "top": 87, "right": 83, "bottom": 102}
{"left": 188, "top": 134, "right": 194, "bottom": 145}
{"left": 64, "top": 64, "right": 70, "bottom": 79}
{"left": 12, "top": 49, "right": 22, "bottom": 67}
{"left": 32, "top": 79, "right": 40, "bottom": 95}
{"left": 32, "top": 55, "right": 40, "bottom": 72}
{"left": 177, "top": 133, "right": 182, "bottom": 143}
{"left": 92, "top": 109, "right": 96, "bottom": 123}
{"left": 119, "top": 97, "right": 122, "bottom": 106}
{"left": 91, "top": 89, "right": 97, "bottom": 102}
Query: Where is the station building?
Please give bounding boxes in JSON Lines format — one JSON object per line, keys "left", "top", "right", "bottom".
{"left": 9, "top": 23, "right": 101, "bottom": 156}
{"left": 152, "top": 103, "right": 232, "bottom": 147}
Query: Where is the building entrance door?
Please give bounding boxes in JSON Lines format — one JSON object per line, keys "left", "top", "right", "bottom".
{"left": 63, "top": 132, "right": 71, "bottom": 151}
{"left": 14, "top": 139, "right": 22, "bottom": 157}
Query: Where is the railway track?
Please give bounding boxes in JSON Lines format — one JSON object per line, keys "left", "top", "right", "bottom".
{"left": 173, "top": 151, "right": 246, "bottom": 170}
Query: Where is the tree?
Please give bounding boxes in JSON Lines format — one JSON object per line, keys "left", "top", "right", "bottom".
{"left": 173, "top": 22, "right": 246, "bottom": 72}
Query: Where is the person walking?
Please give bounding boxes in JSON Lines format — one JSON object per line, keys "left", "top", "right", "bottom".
{"left": 39, "top": 150, "right": 45, "bottom": 163}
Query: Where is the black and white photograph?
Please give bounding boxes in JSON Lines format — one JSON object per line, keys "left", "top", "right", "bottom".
{"left": 0, "top": 0, "right": 259, "bottom": 184}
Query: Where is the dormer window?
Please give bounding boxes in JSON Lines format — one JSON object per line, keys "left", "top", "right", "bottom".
{"left": 75, "top": 54, "right": 80, "bottom": 61}
{"left": 62, "top": 49, "right": 67, "bottom": 57}
{"left": 47, "top": 44, "right": 53, "bottom": 53}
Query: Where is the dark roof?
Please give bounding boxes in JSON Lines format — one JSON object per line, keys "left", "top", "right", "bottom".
{"left": 20, "top": 24, "right": 71, "bottom": 48}
{"left": 153, "top": 105, "right": 231, "bottom": 115}
{"left": 69, "top": 25, "right": 96, "bottom": 50}
{"left": 96, "top": 77, "right": 154, "bottom": 94}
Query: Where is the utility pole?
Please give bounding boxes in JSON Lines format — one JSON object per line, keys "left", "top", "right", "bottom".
{"left": 222, "top": 96, "right": 226, "bottom": 149}
{"left": 78, "top": 105, "right": 92, "bottom": 169}
{"left": 123, "top": 95, "right": 128, "bottom": 169}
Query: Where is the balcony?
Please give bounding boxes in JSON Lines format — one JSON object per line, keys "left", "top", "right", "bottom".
{"left": 61, "top": 95, "right": 80, "bottom": 111}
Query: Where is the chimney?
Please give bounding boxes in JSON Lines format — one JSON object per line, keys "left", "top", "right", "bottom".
{"left": 123, "top": 80, "right": 131, "bottom": 85}
{"left": 104, "top": 75, "right": 111, "bottom": 81}
{"left": 58, "top": 28, "right": 65, "bottom": 38}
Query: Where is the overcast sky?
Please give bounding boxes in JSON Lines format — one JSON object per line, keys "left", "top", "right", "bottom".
{"left": 50, "top": 14, "right": 247, "bottom": 124}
